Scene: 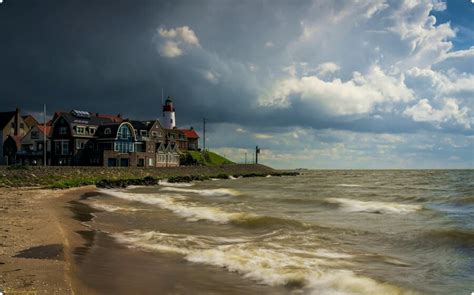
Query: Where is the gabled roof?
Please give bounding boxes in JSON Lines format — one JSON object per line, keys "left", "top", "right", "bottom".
{"left": 96, "top": 114, "right": 123, "bottom": 123}
{"left": 37, "top": 125, "right": 52, "bottom": 137}
{"left": 22, "top": 115, "right": 38, "bottom": 128}
{"left": 0, "top": 111, "right": 16, "bottom": 130}
{"left": 143, "top": 119, "right": 164, "bottom": 131}
{"left": 127, "top": 120, "right": 148, "bottom": 131}
{"left": 95, "top": 123, "right": 121, "bottom": 139}
{"left": 179, "top": 128, "right": 199, "bottom": 139}
{"left": 57, "top": 111, "right": 116, "bottom": 126}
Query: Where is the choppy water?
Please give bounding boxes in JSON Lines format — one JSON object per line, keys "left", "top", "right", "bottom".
{"left": 80, "top": 170, "right": 474, "bottom": 294}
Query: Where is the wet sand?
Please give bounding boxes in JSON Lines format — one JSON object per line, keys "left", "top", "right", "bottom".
{"left": 0, "top": 187, "right": 87, "bottom": 294}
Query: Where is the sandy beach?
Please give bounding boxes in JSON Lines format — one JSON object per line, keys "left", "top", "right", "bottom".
{"left": 0, "top": 186, "right": 96, "bottom": 295}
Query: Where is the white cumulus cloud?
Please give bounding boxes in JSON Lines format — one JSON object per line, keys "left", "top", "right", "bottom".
{"left": 156, "top": 25, "right": 200, "bottom": 58}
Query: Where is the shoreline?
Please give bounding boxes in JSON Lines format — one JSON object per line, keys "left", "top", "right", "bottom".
{"left": 1, "top": 171, "right": 300, "bottom": 294}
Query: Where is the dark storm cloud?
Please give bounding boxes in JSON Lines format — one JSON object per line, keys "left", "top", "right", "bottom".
{"left": 0, "top": 0, "right": 473, "bottom": 137}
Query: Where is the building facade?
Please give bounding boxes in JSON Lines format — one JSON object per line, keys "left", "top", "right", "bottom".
{"left": 0, "top": 109, "right": 34, "bottom": 164}
{"left": 17, "top": 124, "right": 51, "bottom": 165}
{"left": 2, "top": 97, "right": 199, "bottom": 167}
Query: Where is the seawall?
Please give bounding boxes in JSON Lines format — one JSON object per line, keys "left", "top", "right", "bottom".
{"left": 0, "top": 164, "right": 282, "bottom": 188}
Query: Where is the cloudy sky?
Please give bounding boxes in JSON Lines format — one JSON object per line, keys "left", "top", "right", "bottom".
{"left": 1, "top": 0, "right": 473, "bottom": 168}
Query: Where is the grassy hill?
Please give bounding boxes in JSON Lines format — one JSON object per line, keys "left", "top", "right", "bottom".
{"left": 186, "top": 150, "right": 234, "bottom": 166}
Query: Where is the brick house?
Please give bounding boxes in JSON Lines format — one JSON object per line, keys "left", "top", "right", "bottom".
{"left": 179, "top": 128, "right": 199, "bottom": 151}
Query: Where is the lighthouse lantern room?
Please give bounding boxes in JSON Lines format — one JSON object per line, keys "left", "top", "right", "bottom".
{"left": 162, "top": 96, "right": 176, "bottom": 129}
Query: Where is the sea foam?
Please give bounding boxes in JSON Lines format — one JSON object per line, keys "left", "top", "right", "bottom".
{"left": 99, "top": 190, "right": 248, "bottom": 223}
{"left": 326, "top": 198, "right": 422, "bottom": 214}
{"left": 159, "top": 180, "right": 195, "bottom": 187}
{"left": 113, "top": 230, "right": 411, "bottom": 295}
{"left": 160, "top": 187, "right": 242, "bottom": 197}
{"left": 337, "top": 184, "right": 363, "bottom": 187}
{"left": 89, "top": 201, "right": 142, "bottom": 213}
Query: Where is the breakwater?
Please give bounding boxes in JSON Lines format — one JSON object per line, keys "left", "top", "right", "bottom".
{"left": 0, "top": 164, "right": 296, "bottom": 188}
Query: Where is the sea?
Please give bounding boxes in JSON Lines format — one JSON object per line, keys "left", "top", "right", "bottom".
{"left": 75, "top": 170, "right": 473, "bottom": 294}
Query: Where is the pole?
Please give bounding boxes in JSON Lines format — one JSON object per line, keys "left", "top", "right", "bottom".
{"left": 43, "top": 104, "right": 47, "bottom": 166}
{"left": 203, "top": 118, "right": 206, "bottom": 151}
{"left": 255, "top": 145, "right": 260, "bottom": 164}
{"left": 255, "top": 146, "right": 258, "bottom": 164}
{"left": 245, "top": 152, "right": 247, "bottom": 164}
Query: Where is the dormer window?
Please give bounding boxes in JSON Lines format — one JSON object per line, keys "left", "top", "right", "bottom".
{"left": 76, "top": 126, "right": 85, "bottom": 135}
{"left": 104, "top": 128, "right": 111, "bottom": 135}
{"left": 140, "top": 130, "right": 148, "bottom": 137}
{"left": 89, "top": 127, "right": 96, "bottom": 135}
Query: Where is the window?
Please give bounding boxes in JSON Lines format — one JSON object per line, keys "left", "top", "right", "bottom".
{"left": 76, "top": 126, "right": 85, "bottom": 135}
{"left": 62, "top": 142, "right": 69, "bottom": 155}
{"left": 118, "top": 125, "right": 132, "bottom": 140}
{"left": 31, "top": 131, "right": 39, "bottom": 139}
{"left": 148, "top": 158, "right": 154, "bottom": 166}
{"left": 89, "top": 128, "right": 96, "bottom": 135}
{"left": 37, "top": 143, "right": 43, "bottom": 151}
{"left": 151, "top": 131, "right": 158, "bottom": 137}
{"left": 76, "top": 141, "right": 85, "bottom": 149}
{"left": 140, "top": 130, "right": 148, "bottom": 137}
{"left": 114, "top": 141, "right": 134, "bottom": 153}
{"left": 55, "top": 141, "right": 69, "bottom": 155}
{"left": 104, "top": 128, "right": 111, "bottom": 135}
{"left": 60, "top": 127, "right": 67, "bottom": 135}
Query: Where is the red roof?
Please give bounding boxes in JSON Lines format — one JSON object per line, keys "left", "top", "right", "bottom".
{"left": 37, "top": 125, "right": 52, "bottom": 136}
{"left": 179, "top": 128, "right": 199, "bottom": 139}
{"left": 96, "top": 114, "right": 123, "bottom": 123}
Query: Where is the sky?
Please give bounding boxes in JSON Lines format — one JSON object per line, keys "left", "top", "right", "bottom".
{"left": 0, "top": 0, "right": 473, "bottom": 169}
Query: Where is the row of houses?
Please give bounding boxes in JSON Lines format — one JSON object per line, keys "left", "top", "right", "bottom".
{"left": 0, "top": 97, "right": 200, "bottom": 167}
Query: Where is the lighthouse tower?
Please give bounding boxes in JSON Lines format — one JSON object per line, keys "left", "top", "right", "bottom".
{"left": 162, "top": 96, "right": 176, "bottom": 129}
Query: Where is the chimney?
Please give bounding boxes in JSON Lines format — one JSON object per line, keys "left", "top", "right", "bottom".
{"left": 14, "top": 108, "right": 20, "bottom": 135}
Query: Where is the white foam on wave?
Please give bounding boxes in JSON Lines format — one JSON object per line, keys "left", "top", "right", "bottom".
{"left": 89, "top": 201, "right": 142, "bottom": 213}
{"left": 113, "top": 230, "right": 409, "bottom": 295}
{"left": 159, "top": 180, "right": 195, "bottom": 187}
{"left": 160, "top": 187, "right": 242, "bottom": 197}
{"left": 99, "top": 190, "right": 248, "bottom": 223}
{"left": 337, "top": 184, "right": 363, "bottom": 187}
{"left": 326, "top": 198, "right": 422, "bottom": 214}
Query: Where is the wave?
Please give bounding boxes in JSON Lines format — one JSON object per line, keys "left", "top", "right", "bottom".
{"left": 325, "top": 198, "right": 422, "bottom": 214}
{"left": 160, "top": 187, "right": 242, "bottom": 197}
{"left": 424, "top": 229, "right": 474, "bottom": 248}
{"left": 88, "top": 201, "right": 142, "bottom": 213}
{"left": 336, "top": 184, "right": 363, "bottom": 187}
{"left": 232, "top": 215, "right": 311, "bottom": 230}
{"left": 113, "top": 230, "right": 411, "bottom": 295}
{"left": 159, "top": 180, "right": 195, "bottom": 187}
{"left": 99, "top": 190, "right": 249, "bottom": 224}
{"left": 99, "top": 190, "right": 317, "bottom": 231}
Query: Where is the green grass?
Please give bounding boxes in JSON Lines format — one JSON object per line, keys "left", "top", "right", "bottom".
{"left": 50, "top": 177, "right": 99, "bottom": 189}
{"left": 187, "top": 150, "right": 234, "bottom": 166}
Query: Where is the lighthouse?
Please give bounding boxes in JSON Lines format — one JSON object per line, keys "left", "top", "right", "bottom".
{"left": 162, "top": 96, "right": 176, "bottom": 129}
